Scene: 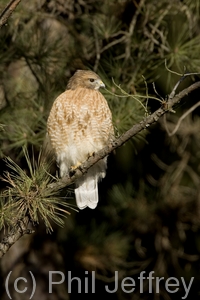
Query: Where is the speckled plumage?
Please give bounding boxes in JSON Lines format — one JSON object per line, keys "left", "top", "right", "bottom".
{"left": 47, "top": 70, "right": 114, "bottom": 209}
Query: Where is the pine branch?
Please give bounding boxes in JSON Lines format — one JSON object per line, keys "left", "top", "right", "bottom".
{"left": 47, "top": 80, "right": 200, "bottom": 191}
{"left": 0, "top": 0, "right": 21, "bottom": 28}
{"left": 0, "top": 216, "right": 33, "bottom": 258}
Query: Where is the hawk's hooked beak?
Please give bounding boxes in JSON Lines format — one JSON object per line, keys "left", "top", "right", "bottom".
{"left": 96, "top": 79, "right": 105, "bottom": 89}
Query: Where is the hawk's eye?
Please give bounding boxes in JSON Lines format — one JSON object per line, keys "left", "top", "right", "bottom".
{"left": 89, "top": 78, "right": 95, "bottom": 82}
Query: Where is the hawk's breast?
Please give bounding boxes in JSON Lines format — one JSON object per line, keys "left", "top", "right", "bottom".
{"left": 47, "top": 88, "right": 114, "bottom": 166}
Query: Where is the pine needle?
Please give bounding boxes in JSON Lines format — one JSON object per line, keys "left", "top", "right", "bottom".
{"left": 1, "top": 147, "right": 75, "bottom": 232}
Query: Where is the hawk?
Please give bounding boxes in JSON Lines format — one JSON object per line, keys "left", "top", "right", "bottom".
{"left": 47, "top": 70, "right": 114, "bottom": 209}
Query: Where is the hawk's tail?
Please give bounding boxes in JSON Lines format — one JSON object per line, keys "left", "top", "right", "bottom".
{"left": 75, "top": 176, "right": 98, "bottom": 209}
{"left": 74, "top": 160, "right": 107, "bottom": 209}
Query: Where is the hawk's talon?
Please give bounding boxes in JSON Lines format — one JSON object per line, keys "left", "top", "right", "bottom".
{"left": 87, "top": 152, "right": 95, "bottom": 159}
{"left": 69, "top": 162, "right": 82, "bottom": 177}
{"left": 70, "top": 161, "right": 82, "bottom": 170}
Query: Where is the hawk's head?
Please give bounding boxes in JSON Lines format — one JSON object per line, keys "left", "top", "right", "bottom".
{"left": 67, "top": 70, "right": 105, "bottom": 90}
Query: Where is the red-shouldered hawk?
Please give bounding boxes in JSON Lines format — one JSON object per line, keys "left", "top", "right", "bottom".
{"left": 47, "top": 70, "right": 114, "bottom": 209}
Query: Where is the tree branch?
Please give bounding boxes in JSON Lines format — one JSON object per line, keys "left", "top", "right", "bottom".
{"left": 47, "top": 80, "right": 200, "bottom": 191}
{"left": 0, "top": 0, "right": 21, "bottom": 28}
{"left": 0, "top": 216, "right": 33, "bottom": 258}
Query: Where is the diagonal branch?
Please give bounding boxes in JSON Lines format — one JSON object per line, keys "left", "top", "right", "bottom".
{"left": 47, "top": 80, "right": 200, "bottom": 191}
{"left": 0, "top": 216, "right": 34, "bottom": 258}
{"left": 0, "top": 0, "right": 21, "bottom": 28}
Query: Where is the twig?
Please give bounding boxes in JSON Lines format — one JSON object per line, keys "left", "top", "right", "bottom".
{"left": 0, "top": 0, "right": 21, "bottom": 28}
{"left": 164, "top": 100, "right": 200, "bottom": 136}
{"left": 93, "top": 27, "right": 101, "bottom": 72}
{"left": 100, "top": 36, "right": 126, "bottom": 53}
{"left": 125, "top": 0, "right": 145, "bottom": 60}
{"left": 168, "top": 75, "right": 185, "bottom": 100}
